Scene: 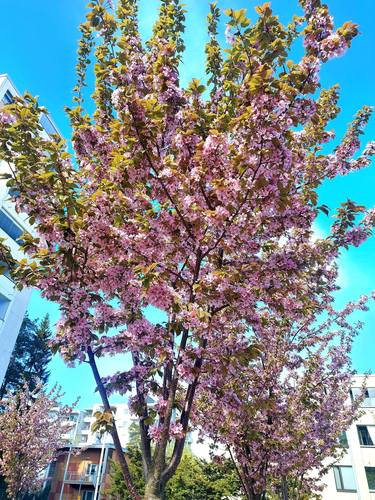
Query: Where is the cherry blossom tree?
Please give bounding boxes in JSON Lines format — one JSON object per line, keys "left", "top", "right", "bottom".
{"left": 0, "top": 384, "right": 73, "bottom": 499}
{"left": 195, "top": 295, "right": 371, "bottom": 500}
{"left": 0, "top": 0, "right": 374, "bottom": 498}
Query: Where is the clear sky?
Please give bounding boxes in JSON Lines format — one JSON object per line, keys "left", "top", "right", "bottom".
{"left": 0, "top": 0, "right": 374, "bottom": 407}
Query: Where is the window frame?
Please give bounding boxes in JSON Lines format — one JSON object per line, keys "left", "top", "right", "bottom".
{"left": 333, "top": 465, "right": 357, "bottom": 492}
{"left": 350, "top": 387, "right": 375, "bottom": 407}
{"left": 86, "top": 463, "right": 98, "bottom": 476}
{"left": 365, "top": 466, "right": 375, "bottom": 492}
{"left": 358, "top": 425, "right": 375, "bottom": 447}
{"left": 339, "top": 431, "right": 349, "bottom": 448}
{"left": 1, "top": 90, "right": 13, "bottom": 105}
{"left": 0, "top": 208, "right": 24, "bottom": 244}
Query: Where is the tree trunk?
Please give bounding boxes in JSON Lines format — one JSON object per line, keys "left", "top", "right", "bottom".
{"left": 280, "top": 477, "right": 289, "bottom": 500}
{"left": 144, "top": 475, "right": 165, "bottom": 500}
{"left": 87, "top": 348, "right": 141, "bottom": 500}
{"left": 245, "top": 485, "right": 266, "bottom": 500}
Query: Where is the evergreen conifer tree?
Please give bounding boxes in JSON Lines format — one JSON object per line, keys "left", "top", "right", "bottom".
{"left": 0, "top": 314, "right": 52, "bottom": 398}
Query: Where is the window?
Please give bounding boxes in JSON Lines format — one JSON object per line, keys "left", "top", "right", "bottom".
{"left": 1, "top": 90, "right": 13, "bottom": 105}
{"left": 358, "top": 425, "right": 375, "bottom": 446}
{"left": 333, "top": 466, "right": 356, "bottom": 492}
{"left": 86, "top": 463, "right": 98, "bottom": 476}
{"left": 47, "top": 461, "right": 57, "bottom": 478}
{"left": 0, "top": 209, "right": 23, "bottom": 243}
{"left": 40, "top": 113, "right": 59, "bottom": 136}
{"left": 82, "top": 492, "right": 94, "bottom": 500}
{"left": 0, "top": 294, "right": 10, "bottom": 321}
{"left": 339, "top": 432, "right": 349, "bottom": 448}
{"left": 350, "top": 387, "right": 375, "bottom": 407}
{"left": 79, "top": 434, "right": 88, "bottom": 443}
{"left": 366, "top": 467, "right": 375, "bottom": 491}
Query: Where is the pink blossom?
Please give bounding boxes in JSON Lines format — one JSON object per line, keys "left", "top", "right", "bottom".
{"left": 225, "top": 24, "right": 235, "bottom": 44}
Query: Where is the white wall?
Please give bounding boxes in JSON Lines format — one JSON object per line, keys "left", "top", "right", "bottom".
{"left": 321, "top": 375, "right": 375, "bottom": 499}
{"left": 0, "top": 75, "right": 35, "bottom": 387}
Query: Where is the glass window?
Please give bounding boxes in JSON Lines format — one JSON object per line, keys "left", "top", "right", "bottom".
{"left": 366, "top": 467, "right": 375, "bottom": 490}
{"left": 39, "top": 113, "right": 59, "bottom": 136}
{"left": 358, "top": 426, "right": 375, "bottom": 446}
{"left": 2, "top": 90, "right": 13, "bottom": 105}
{"left": 333, "top": 466, "right": 356, "bottom": 492}
{"left": 339, "top": 432, "right": 349, "bottom": 448}
{"left": 86, "top": 463, "right": 98, "bottom": 475}
{"left": 82, "top": 492, "right": 94, "bottom": 500}
{"left": 0, "top": 209, "right": 23, "bottom": 243}
{"left": 0, "top": 294, "right": 10, "bottom": 321}
{"left": 351, "top": 387, "right": 375, "bottom": 407}
{"left": 47, "top": 461, "right": 57, "bottom": 478}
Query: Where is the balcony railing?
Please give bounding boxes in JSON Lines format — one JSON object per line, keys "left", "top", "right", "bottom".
{"left": 65, "top": 471, "right": 97, "bottom": 484}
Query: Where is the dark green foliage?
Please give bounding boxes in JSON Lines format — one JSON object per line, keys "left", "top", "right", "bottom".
{"left": 0, "top": 314, "right": 52, "bottom": 398}
{"left": 106, "top": 446, "right": 242, "bottom": 500}
{"left": 166, "top": 453, "right": 241, "bottom": 500}
{"left": 106, "top": 446, "right": 145, "bottom": 500}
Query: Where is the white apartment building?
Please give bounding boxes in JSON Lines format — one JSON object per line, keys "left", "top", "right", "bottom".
{"left": 321, "top": 374, "right": 375, "bottom": 499}
{"left": 0, "top": 74, "right": 59, "bottom": 387}
{"left": 61, "top": 402, "right": 135, "bottom": 447}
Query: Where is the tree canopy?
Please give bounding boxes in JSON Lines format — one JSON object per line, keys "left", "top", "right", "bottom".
{"left": 0, "top": 0, "right": 373, "bottom": 498}
{"left": 106, "top": 447, "right": 241, "bottom": 500}
{"left": 0, "top": 384, "right": 72, "bottom": 499}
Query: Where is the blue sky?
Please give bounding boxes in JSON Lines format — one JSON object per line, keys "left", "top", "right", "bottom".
{"left": 1, "top": 0, "right": 374, "bottom": 406}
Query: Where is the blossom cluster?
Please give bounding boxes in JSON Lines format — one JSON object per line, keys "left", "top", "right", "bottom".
{"left": 0, "top": 0, "right": 373, "bottom": 496}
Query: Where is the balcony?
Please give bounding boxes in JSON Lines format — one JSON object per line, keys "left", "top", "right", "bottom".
{"left": 64, "top": 472, "right": 97, "bottom": 485}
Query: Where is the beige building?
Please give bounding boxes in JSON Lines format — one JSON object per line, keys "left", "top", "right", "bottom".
{"left": 321, "top": 374, "right": 375, "bottom": 499}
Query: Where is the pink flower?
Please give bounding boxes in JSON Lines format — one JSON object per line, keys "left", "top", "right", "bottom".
{"left": 225, "top": 24, "right": 235, "bottom": 44}
{"left": 170, "top": 423, "right": 185, "bottom": 440}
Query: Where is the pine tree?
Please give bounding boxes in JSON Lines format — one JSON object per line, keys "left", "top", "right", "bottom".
{"left": 0, "top": 314, "right": 52, "bottom": 398}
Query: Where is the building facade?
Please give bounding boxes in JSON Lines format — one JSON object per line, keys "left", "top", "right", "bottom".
{"left": 45, "top": 445, "right": 117, "bottom": 500}
{"left": 43, "top": 403, "right": 136, "bottom": 499}
{"left": 44, "top": 375, "right": 375, "bottom": 499}
{"left": 321, "top": 374, "right": 375, "bottom": 499}
{"left": 46, "top": 401, "right": 194, "bottom": 499}
{"left": 60, "top": 403, "right": 135, "bottom": 448}
{"left": 0, "top": 74, "right": 59, "bottom": 387}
